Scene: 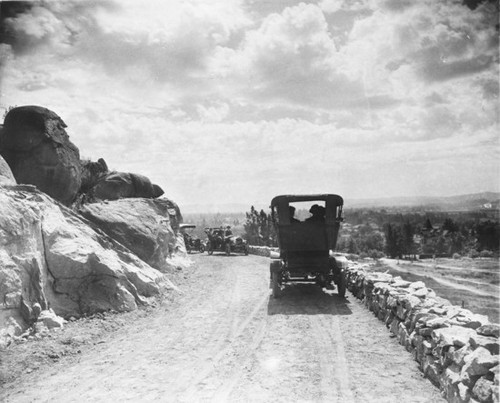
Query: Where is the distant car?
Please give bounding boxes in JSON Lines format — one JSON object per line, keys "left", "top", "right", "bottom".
{"left": 180, "top": 224, "right": 205, "bottom": 254}
{"left": 269, "top": 194, "right": 347, "bottom": 298}
{"left": 205, "top": 227, "right": 249, "bottom": 256}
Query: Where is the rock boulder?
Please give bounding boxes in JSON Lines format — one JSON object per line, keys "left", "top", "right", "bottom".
{"left": 0, "top": 153, "right": 15, "bottom": 185}
{"left": 79, "top": 198, "right": 182, "bottom": 271}
{"left": 0, "top": 106, "right": 81, "bottom": 205}
{"left": 91, "top": 171, "right": 164, "bottom": 201}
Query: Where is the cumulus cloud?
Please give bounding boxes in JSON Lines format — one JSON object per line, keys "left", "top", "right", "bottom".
{"left": 0, "top": 0, "right": 498, "bottom": 205}
{"left": 227, "top": 3, "right": 371, "bottom": 111}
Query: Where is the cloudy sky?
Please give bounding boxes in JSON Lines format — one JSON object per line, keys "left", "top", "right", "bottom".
{"left": 0, "top": 0, "right": 498, "bottom": 210}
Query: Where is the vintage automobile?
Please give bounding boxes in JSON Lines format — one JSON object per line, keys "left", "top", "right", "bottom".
{"left": 180, "top": 224, "right": 205, "bottom": 254}
{"left": 205, "top": 227, "right": 249, "bottom": 256}
{"left": 269, "top": 194, "right": 347, "bottom": 298}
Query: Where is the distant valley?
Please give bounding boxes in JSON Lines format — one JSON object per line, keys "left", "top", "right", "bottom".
{"left": 182, "top": 192, "right": 500, "bottom": 214}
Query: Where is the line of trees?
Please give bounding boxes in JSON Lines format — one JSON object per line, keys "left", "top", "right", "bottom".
{"left": 243, "top": 206, "right": 276, "bottom": 246}
{"left": 381, "top": 218, "right": 499, "bottom": 259}
{"left": 242, "top": 206, "right": 499, "bottom": 259}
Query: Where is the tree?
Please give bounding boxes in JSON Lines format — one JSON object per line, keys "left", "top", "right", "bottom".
{"left": 243, "top": 206, "right": 277, "bottom": 246}
{"left": 476, "top": 221, "right": 499, "bottom": 252}
{"left": 442, "top": 218, "right": 459, "bottom": 232}
{"left": 402, "top": 221, "right": 415, "bottom": 259}
{"left": 347, "top": 237, "right": 359, "bottom": 254}
{"left": 384, "top": 223, "right": 402, "bottom": 258}
{"left": 244, "top": 206, "right": 260, "bottom": 245}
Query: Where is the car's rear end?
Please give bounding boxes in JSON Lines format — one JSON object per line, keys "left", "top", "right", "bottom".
{"left": 269, "top": 194, "right": 345, "bottom": 297}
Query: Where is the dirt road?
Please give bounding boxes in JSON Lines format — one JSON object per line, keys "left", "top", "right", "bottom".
{"left": 1, "top": 254, "right": 444, "bottom": 402}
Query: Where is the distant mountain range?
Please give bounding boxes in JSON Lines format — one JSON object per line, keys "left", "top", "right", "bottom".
{"left": 346, "top": 192, "right": 500, "bottom": 210}
{"left": 181, "top": 192, "right": 500, "bottom": 214}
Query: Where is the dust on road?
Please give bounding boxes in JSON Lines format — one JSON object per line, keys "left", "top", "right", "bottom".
{"left": 1, "top": 254, "right": 444, "bottom": 402}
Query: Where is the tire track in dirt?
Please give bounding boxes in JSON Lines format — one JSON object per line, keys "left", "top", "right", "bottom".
{"left": 179, "top": 290, "right": 269, "bottom": 400}
{"left": 197, "top": 301, "right": 269, "bottom": 402}
{"left": 166, "top": 257, "right": 243, "bottom": 394}
{"left": 312, "top": 311, "right": 355, "bottom": 402}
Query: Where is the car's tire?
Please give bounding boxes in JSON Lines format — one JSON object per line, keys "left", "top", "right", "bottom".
{"left": 199, "top": 245, "right": 205, "bottom": 253}
{"left": 225, "top": 243, "right": 231, "bottom": 256}
{"left": 338, "top": 273, "right": 346, "bottom": 298}
{"left": 271, "top": 271, "right": 281, "bottom": 298}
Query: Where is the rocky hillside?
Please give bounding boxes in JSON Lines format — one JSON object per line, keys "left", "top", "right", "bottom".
{"left": 0, "top": 106, "right": 185, "bottom": 348}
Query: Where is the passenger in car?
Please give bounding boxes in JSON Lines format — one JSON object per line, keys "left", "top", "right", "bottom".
{"left": 289, "top": 206, "right": 300, "bottom": 223}
{"left": 306, "top": 204, "right": 325, "bottom": 222}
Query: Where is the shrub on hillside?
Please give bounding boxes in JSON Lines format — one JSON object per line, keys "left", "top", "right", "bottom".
{"left": 479, "top": 250, "right": 494, "bottom": 258}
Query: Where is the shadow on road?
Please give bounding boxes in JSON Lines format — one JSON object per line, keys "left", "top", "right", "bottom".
{"left": 267, "top": 284, "right": 353, "bottom": 316}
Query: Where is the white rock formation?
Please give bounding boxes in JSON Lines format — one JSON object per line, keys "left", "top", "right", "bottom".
{"left": 0, "top": 185, "right": 177, "bottom": 347}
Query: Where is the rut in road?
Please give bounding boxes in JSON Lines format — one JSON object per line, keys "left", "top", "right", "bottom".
{"left": 1, "top": 254, "right": 444, "bottom": 403}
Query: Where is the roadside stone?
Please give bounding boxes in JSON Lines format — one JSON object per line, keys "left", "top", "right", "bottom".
{"left": 429, "top": 307, "right": 447, "bottom": 315}
{"left": 38, "top": 309, "right": 66, "bottom": 329}
{"left": 432, "top": 326, "right": 477, "bottom": 348}
{"left": 426, "top": 317, "right": 452, "bottom": 330}
{"left": 458, "top": 382, "right": 471, "bottom": 402}
{"left": 386, "top": 295, "right": 398, "bottom": 309}
{"left": 409, "top": 281, "right": 426, "bottom": 290}
{"left": 411, "top": 287, "right": 429, "bottom": 298}
{"left": 441, "top": 345, "right": 457, "bottom": 367}
{"left": 461, "top": 347, "right": 499, "bottom": 378}
{"left": 472, "top": 377, "right": 494, "bottom": 402}
{"left": 450, "top": 345, "right": 473, "bottom": 366}
{"left": 443, "top": 364, "right": 461, "bottom": 385}
{"left": 0, "top": 317, "right": 23, "bottom": 348}
{"left": 423, "top": 339, "right": 433, "bottom": 355}
{"left": 469, "top": 334, "right": 500, "bottom": 355}
{"left": 422, "top": 355, "right": 441, "bottom": 386}
{"left": 390, "top": 318, "right": 400, "bottom": 335}
{"left": 477, "top": 324, "right": 500, "bottom": 338}
{"left": 391, "top": 277, "right": 411, "bottom": 288}
{"left": 453, "top": 313, "right": 490, "bottom": 330}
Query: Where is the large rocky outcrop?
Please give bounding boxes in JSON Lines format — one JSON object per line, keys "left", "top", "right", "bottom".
{"left": 0, "top": 185, "right": 176, "bottom": 346}
{"left": 0, "top": 106, "right": 81, "bottom": 205}
{"left": 79, "top": 198, "right": 182, "bottom": 271}
{"left": 0, "top": 154, "right": 15, "bottom": 185}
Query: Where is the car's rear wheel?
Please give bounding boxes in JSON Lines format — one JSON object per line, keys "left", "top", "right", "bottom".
{"left": 199, "top": 244, "right": 205, "bottom": 253}
{"left": 338, "top": 273, "right": 346, "bottom": 298}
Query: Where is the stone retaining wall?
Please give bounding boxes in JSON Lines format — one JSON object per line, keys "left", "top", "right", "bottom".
{"left": 247, "top": 245, "right": 278, "bottom": 257}
{"left": 346, "top": 264, "right": 499, "bottom": 403}
{"left": 247, "top": 246, "right": 499, "bottom": 403}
